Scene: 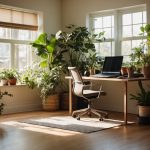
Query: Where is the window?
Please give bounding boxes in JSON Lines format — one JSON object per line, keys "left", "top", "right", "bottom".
{"left": 89, "top": 5, "right": 146, "bottom": 63}
{"left": 121, "top": 9, "right": 146, "bottom": 62}
{"left": 0, "top": 5, "right": 40, "bottom": 71}
{"left": 90, "top": 14, "right": 115, "bottom": 56}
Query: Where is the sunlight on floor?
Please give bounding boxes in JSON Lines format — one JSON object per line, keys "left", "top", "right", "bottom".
{"left": 1, "top": 121, "right": 82, "bottom": 136}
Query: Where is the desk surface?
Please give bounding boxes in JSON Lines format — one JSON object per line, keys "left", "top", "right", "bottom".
{"left": 65, "top": 76, "right": 150, "bottom": 82}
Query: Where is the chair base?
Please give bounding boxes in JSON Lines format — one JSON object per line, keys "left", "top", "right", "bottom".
{"left": 72, "top": 107, "right": 108, "bottom": 121}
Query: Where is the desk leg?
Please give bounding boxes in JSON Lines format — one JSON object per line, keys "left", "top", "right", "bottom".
{"left": 69, "top": 79, "right": 73, "bottom": 115}
{"left": 124, "top": 81, "right": 128, "bottom": 125}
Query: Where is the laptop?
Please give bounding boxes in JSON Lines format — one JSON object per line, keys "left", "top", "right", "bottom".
{"left": 91, "top": 56, "right": 123, "bottom": 78}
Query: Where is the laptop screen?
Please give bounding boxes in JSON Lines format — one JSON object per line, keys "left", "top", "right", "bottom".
{"left": 102, "top": 56, "right": 123, "bottom": 74}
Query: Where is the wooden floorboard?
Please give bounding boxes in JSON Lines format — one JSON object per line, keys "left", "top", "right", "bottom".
{"left": 0, "top": 111, "right": 150, "bottom": 150}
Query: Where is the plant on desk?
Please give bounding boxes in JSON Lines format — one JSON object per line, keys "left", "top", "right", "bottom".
{"left": 130, "top": 24, "right": 150, "bottom": 78}
{"left": 130, "top": 80, "right": 150, "bottom": 124}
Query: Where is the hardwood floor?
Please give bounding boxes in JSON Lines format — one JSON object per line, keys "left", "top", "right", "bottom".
{"left": 0, "top": 111, "right": 150, "bottom": 150}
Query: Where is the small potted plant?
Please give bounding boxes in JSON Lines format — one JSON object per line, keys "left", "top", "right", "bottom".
{"left": 0, "top": 69, "right": 8, "bottom": 85}
{"left": 130, "top": 80, "right": 150, "bottom": 124}
{"left": 20, "top": 67, "right": 38, "bottom": 89}
{"left": 6, "top": 69, "right": 19, "bottom": 85}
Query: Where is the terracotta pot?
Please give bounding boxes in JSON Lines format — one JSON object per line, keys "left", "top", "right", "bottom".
{"left": 139, "top": 105, "right": 150, "bottom": 117}
{"left": 142, "top": 66, "right": 150, "bottom": 78}
{"left": 121, "top": 67, "right": 127, "bottom": 76}
{"left": 43, "top": 94, "right": 59, "bottom": 111}
{"left": 8, "top": 78, "right": 17, "bottom": 85}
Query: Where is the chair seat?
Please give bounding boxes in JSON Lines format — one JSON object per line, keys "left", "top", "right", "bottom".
{"left": 83, "top": 90, "right": 104, "bottom": 98}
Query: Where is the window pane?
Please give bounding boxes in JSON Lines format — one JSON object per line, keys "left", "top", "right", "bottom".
{"left": 12, "top": 29, "right": 37, "bottom": 41}
{"left": 103, "top": 28, "right": 112, "bottom": 38}
{"left": 112, "top": 16, "right": 114, "bottom": 27}
{"left": 112, "top": 27, "right": 114, "bottom": 38}
{"left": 0, "top": 43, "right": 10, "bottom": 68}
{"left": 133, "top": 24, "right": 142, "bottom": 36}
{"left": 133, "top": 12, "right": 142, "bottom": 24}
{"left": 123, "top": 14, "right": 132, "bottom": 25}
{"left": 122, "top": 41, "right": 131, "bottom": 56}
{"left": 123, "top": 26, "right": 132, "bottom": 37}
{"left": 94, "top": 43, "right": 100, "bottom": 55}
{"left": 100, "top": 42, "right": 112, "bottom": 56}
{"left": 132, "top": 40, "right": 142, "bottom": 48}
{"left": 0, "top": 27, "right": 11, "bottom": 39}
{"left": 94, "top": 28, "right": 103, "bottom": 35}
{"left": 143, "top": 11, "right": 147, "bottom": 23}
{"left": 94, "top": 17, "right": 102, "bottom": 28}
{"left": 15, "top": 44, "right": 32, "bottom": 71}
{"left": 103, "top": 16, "right": 111, "bottom": 28}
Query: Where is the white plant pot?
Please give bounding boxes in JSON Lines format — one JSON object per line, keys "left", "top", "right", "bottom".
{"left": 0, "top": 79, "right": 8, "bottom": 85}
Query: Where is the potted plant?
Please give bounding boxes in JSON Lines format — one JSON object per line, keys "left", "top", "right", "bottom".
{"left": 131, "top": 24, "right": 150, "bottom": 78}
{"left": 5, "top": 69, "right": 19, "bottom": 85}
{"left": 20, "top": 67, "right": 38, "bottom": 89}
{"left": 130, "top": 80, "right": 150, "bottom": 124}
{"left": 85, "top": 50, "right": 103, "bottom": 75}
{"left": 31, "top": 32, "right": 66, "bottom": 111}
{"left": 0, "top": 91, "right": 13, "bottom": 115}
{"left": 38, "top": 66, "right": 62, "bottom": 111}
{"left": 57, "top": 24, "right": 105, "bottom": 74}
{"left": 0, "top": 69, "right": 8, "bottom": 85}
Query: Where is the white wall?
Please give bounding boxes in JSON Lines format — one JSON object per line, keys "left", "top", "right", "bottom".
{"left": 62, "top": 0, "right": 146, "bottom": 30}
{"left": 0, "top": 0, "right": 62, "bottom": 34}
{"left": 147, "top": 0, "right": 150, "bottom": 23}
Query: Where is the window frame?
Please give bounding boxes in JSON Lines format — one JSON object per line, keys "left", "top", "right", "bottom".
{"left": 0, "top": 4, "right": 43, "bottom": 70}
{"left": 88, "top": 4, "right": 146, "bottom": 61}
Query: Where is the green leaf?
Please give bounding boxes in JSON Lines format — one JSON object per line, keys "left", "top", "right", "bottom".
{"left": 33, "top": 33, "right": 47, "bottom": 46}
{"left": 140, "top": 26, "right": 145, "bottom": 32}
{"left": 47, "top": 45, "right": 54, "bottom": 53}
{"left": 39, "top": 60, "right": 48, "bottom": 68}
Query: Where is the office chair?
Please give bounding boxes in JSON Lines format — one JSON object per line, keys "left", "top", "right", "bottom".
{"left": 68, "top": 67, "right": 108, "bottom": 121}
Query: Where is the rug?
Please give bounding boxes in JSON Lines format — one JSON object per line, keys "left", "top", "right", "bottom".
{"left": 21, "top": 116, "right": 123, "bottom": 133}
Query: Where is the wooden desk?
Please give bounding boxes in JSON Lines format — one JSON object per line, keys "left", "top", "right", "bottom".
{"left": 65, "top": 76, "right": 150, "bottom": 125}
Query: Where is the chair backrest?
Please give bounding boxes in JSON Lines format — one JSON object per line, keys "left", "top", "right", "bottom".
{"left": 68, "top": 67, "right": 83, "bottom": 97}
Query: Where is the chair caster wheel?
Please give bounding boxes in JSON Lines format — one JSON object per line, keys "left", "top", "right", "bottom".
{"left": 72, "top": 114, "right": 76, "bottom": 118}
{"left": 77, "top": 117, "right": 80, "bottom": 120}
{"left": 99, "top": 118, "right": 103, "bottom": 121}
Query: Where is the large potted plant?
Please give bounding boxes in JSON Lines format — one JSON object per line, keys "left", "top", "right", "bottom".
{"left": 31, "top": 33, "right": 66, "bottom": 111}
{"left": 57, "top": 24, "right": 105, "bottom": 74}
{"left": 130, "top": 80, "right": 150, "bottom": 124}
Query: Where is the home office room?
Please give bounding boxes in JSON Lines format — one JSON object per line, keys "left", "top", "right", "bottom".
{"left": 0, "top": 0, "right": 150, "bottom": 150}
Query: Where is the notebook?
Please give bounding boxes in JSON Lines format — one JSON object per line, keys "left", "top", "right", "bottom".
{"left": 91, "top": 56, "right": 123, "bottom": 78}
